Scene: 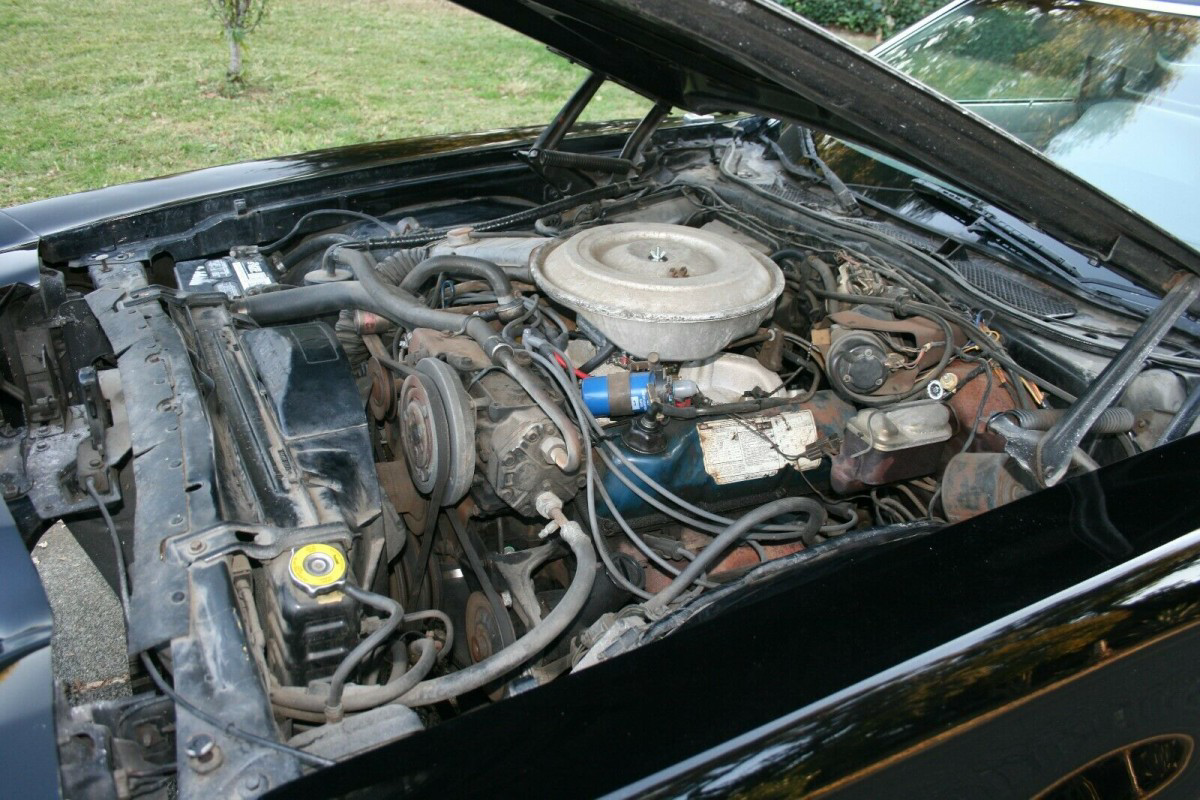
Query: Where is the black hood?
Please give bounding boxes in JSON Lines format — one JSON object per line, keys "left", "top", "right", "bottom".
{"left": 455, "top": 0, "right": 1199, "bottom": 294}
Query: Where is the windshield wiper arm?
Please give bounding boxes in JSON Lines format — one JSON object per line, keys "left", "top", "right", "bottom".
{"left": 761, "top": 125, "right": 861, "bottom": 216}
{"left": 912, "top": 178, "right": 1082, "bottom": 281}
{"left": 798, "top": 128, "right": 862, "bottom": 216}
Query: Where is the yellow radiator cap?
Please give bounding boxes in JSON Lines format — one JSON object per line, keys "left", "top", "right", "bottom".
{"left": 289, "top": 543, "right": 347, "bottom": 595}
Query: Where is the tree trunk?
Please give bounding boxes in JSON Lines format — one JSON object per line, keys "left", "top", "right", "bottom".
{"left": 227, "top": 29, "right": 243, "bottom": 82}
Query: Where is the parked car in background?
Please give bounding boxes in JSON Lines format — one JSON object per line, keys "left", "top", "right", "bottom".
{"left": 864, "top": 0, "right": 1200, "bottom": 250}
{"left": 2, "top": 1, "right": 1200, "bottom": 797}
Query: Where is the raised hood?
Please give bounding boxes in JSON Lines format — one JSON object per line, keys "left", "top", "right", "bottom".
{"left": 455, "top": 0, "right": 1200, "bottom": 294}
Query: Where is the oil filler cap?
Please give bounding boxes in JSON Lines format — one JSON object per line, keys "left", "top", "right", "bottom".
{"left": 289, "top": 543, "right": 347, "bottom": 596}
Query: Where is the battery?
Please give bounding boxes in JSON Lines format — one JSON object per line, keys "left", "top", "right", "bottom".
{"left": 174, "top": 246, "right": 276, "bottom": 298}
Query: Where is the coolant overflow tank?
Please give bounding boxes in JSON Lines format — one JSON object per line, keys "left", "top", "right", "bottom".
{"left": 257, "top": 547, "right": 360, "bottom": 686}
{"left": 532, "top": 223, "right": 784, "bottom": 361}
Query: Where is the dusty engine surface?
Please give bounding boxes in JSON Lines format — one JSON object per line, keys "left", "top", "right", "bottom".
{"left": 16, "top": 163, "right": 1170, "bottom": 799}
{"left": 349, "top": 221, "right": 1030, "bottom": 606}
{"left": 9, "top": 75, "right": 1198, "bottom": 800}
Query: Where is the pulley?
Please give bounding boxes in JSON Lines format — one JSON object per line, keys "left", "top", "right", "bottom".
{"left": 398, "top": 358, "right": 476, "bottom": 506}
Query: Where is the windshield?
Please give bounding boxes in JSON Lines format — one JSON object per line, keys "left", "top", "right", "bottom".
{"left": 874, "top": 0, "right": 1200, "bottom": 248}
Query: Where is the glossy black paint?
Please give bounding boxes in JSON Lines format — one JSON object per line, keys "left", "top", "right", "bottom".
{"left": 274, "top": 434, "right": 1200, "bottom": 799}
{"left": 0, "top": 121, "right": 661, "bottom": 282}
{"left": 0, "top": 3, "right": 1197, "bottom": 794}
{"left": 456, "top": 0, "right": 1199, "bottom": 296}
{"left": 0, "top": 499, "right": 60, "bottom": 798}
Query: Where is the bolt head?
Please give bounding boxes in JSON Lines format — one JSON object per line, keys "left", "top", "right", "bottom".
{"left": 185, "top": 734, "right": 215, "bottom": 761}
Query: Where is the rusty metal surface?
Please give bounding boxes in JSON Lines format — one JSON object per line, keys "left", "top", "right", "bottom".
{"left": 618, "top": 534, "right": 807, "bottom": 594}
{"left": 407, "top": 328, "right": 491, "bottom": 370}
{"left": 940, "top": 452, "right": 1034, "bottom": 523}
{"left": 824, "top": 311, "right": 963, "bottom": 396}
{"left": 943, "top": 359, "right": 1016, "bottom": 451}
{"left": 375, "top": 458, "right": 427, "bottom": 533}
{"left": 366, "top": 357, "right": 396, "bottom": 422}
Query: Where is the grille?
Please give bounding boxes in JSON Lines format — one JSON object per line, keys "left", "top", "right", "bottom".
{"left": 953, "top": 258, "right": 1077, "bottom": 318}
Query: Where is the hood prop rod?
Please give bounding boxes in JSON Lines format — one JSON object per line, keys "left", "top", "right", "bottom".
{"left": 526, "top": 70, "right": 605, "bottom": 161}
{"left": 1035, "top": 271, "right": 1200, "bottom": 486}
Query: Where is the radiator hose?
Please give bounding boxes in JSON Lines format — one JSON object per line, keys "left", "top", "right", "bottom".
{"left": 394, "top": 519, "right": 596, "bottom": 706}
{"left": 237, "top": 248, "right": 583, "bottom": 472}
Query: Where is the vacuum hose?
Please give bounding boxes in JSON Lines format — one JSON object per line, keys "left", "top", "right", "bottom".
{"left": 394, "top": 520, "right": 596, "bottom": 706}
{"left": 237, "top": 248, "right": 583, "bottom": 471}
{"left": 645, "top": 497, "right": 825, "bottom": 613}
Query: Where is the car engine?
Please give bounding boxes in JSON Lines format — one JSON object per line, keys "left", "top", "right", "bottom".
{"left": 2, "top": 108, "right": 1197, "bottom": 797}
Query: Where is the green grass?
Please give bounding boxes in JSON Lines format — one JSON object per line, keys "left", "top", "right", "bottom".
{"left": 0, "top": 0, "right": 649, "bottom": 207}
{"left": 0, "top": 1, "right": 875, "bottom": 209}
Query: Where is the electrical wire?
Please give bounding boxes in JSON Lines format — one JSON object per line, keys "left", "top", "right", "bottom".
{"left": 531, "top": 347, "right": 816, "bottom": 592}
{"left": 524, "top": 349, "right": 654, "bottom": 600}
{"left": 262, "top": 209, "right": 393, "bottom": 253}
{"left": 928, "top": 353, "right": 994, "bottom": 520}
{"left": 82, "top": 478, "right": 336, "bottom": 770}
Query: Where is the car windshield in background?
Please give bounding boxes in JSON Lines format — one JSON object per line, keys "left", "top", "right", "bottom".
{"left": 874, "top": 0, "right": 1200, "bottom": 248}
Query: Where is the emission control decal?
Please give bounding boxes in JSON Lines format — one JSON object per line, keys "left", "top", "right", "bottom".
{"left": 697, "top": 410, "right": 820, "bottom": 485}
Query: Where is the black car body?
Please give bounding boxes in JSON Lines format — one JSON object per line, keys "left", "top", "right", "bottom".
{"left": 3, "top": 1, "right": 1200, "bottom": 797}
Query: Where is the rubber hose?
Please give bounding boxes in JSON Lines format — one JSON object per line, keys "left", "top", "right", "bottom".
{"left": 394, "top": 521, "right": 596, "bottom": 707}
{"left": 239, "top": 281, "right": 384, "bottom": 323}
{"left": 645, "top": 497, "right": 825, "bottom": 613}
{"left": 399, "top": 255, "right": 516, "bottom": 304}
{"left": 400, "top": 609, "right": 456, "bottom": 659}
{"left": 241, "top": 248, "right": 582, "bottom": 472}
{"left": 1007, "top": 406, "right": 1135, "bottom": 434}
{"left": 333, "top": 249, "right": 487, "bottom": 333}
{"left": 270, "top": 637, "right": 437, "bottom": 717}
{"left": 325, "top": 584, "right": 403, "bottom": 720}
{"left": 281, "top": 233, "right": 355, "bottom": 277}
{"left": 771, "top": 249, "right": 839, "bottom": 312}
{"left": 580, "top": 342, "right": 616, "bottom": 374}
{"left": 336, "top": 248, "right": 429, "bottom": 363}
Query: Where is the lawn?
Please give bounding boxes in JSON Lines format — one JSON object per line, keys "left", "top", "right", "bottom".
{"left": 0, "top": 0, "right": 873, "bottom": 209}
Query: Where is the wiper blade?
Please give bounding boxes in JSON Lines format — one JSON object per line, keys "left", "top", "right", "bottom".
{"left": 762, "top": 125, "right": 861, "bottom": 216}
{"left": 912, "top": 178, "right": 1082, "bottom": 281}
{"left": 798, "top": 128, "right": 862, "bottom": 216}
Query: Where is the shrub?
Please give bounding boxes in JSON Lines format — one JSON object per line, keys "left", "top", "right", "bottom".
{"left": 777, "top": 0, "right": 945, "bottom": 38}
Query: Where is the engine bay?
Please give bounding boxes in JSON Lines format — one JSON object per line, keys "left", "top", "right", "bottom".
{"left": 4, "top": 106, "right": 1199, "bottom": 796}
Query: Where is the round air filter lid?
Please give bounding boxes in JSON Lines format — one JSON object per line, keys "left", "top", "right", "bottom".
{"left": 532, "top": 223, "right": 783, "bottom": 361}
